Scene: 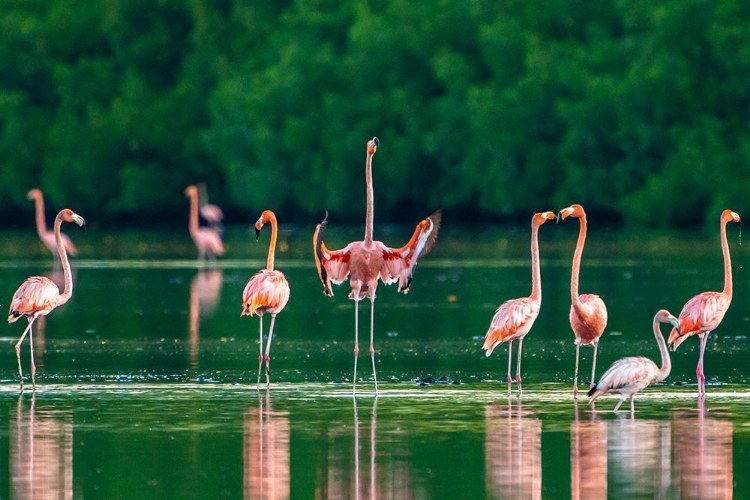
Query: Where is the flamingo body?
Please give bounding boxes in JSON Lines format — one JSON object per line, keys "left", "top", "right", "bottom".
{"left": 196, "top": 182, "right": 224, "bottom": 226}
{"left": 185, "top": 185, "right": 225, "bottom": 260}
{"left": 27, "top": 189, "right": 78, "bottom": 257}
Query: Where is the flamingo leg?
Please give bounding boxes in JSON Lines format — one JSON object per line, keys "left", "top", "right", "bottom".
{"left": 369, "top": 295, "right": 378, "bottom": 397}
{"left": 353, "top": 293, "right": 360, "bottom": 397}
{"left": 29, "top": 324, "right": 36, "bottom": 390}
{"left": 15, "top": 319, "right": 35, "bottom": 393}
{"left": 257, "top": 315, "right": 264, "bottom": 387}
{"left": 613, "top": 397, "right": 625, "bottom": 412}
{"left": 264, "top": 314, "right": 277, "bottom": 389}
{"left": 629, "top": 395, "right": 635, "bottom": 415}
{"left": 697, "top": 332, "right": 709, "bottom": 396}
{"left": 573, "top": 343, "right": 581, "bottom": 399}
{"left": 516, "top": 338, "right": 524, "bottom": 397}
{"left": 506, "top": 340, "right": 514, "bottom": 397}
{"left": 589, "top": 341, "right": 599, "bottom": 390}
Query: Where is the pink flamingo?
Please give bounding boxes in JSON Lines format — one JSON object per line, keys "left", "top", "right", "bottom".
{"left": 197, "top": 182, "right": 224, "bottom": 229}
{"left": 8, "top": 209, "right": 85, "bottom": 391}
{"left": 313, "top": 137, "right": 441, "bottom": 396}
{"left": 558, "top": 204, "right": 608, "bottom": 398}
{"left": 588, "top": 309, "right": 680, "bottom": 413}
{"left": 482, "top": 211, "right": 555, "bottom": 397}
{"left": 185, "top": 185, "right": 225, "bottom": 261}
{"left": 668, "top": 209, "right": 741, "bottom": 396}
{"left": 242, "top": 210, "right": 290, "bottom": 388}
{"left": 27, "top": 188, "right": 78, "bottom": 258}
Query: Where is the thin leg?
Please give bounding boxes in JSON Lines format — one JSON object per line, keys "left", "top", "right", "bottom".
{"left": 697, "top": 332, "right": 709, "bottom": 396}
{"left": 369, "top": 296, "right": 378, "bottom": 397}
{"left": 613, "top": 397, "right": 624, "bottom": 412}
{"left": 15, "top": 319, "right": 34, "bottom": 393}
{"left": 29, "top": 324, "right": 36, "bottom": 390}
{"left": 506, "top": 340, "right": 514, "bottom": 397}
{"left": 573, "top": 343, "right": 581, "bottom": 399}
{"left": 629, "top": 395, "right": 635, "bottom": 415}
{"left": 590, "top": 342, "right": 599, "bottom": 390}
{"left": 515, "top": 338, "right": 524, "bottom": 397}
{"left": 353, "top": 294, "right": 360, "bottom": 397}
{"left": 264, "top": 314, "right": 277, "bottom": 389}
{"left": 257, "top": 315, "right": 264, "bottom": 387}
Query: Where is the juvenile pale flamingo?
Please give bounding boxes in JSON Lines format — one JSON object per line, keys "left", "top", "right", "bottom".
{"left": 242, "top": 210, "right": 290, "bottom": 388}
{"left": 588, "top": 309, "right": 680, "bottom": 413}
{"left": 8, "top": 209, "right": 85, "bottom": 392}
{"left": 185, "top": 185, "right": 225, "bottom": 261}
{"left": 558, "top": 204, "right": 608, "bottom": 398}
{"left": 482, "top": 211, "right": 555, "bottom": 397}
{"left": 313, "top": 137, "right": 441, "bottom": 396}
{"left": 197, "top": 182, "right": 224, "bottom": 229}
{"left": 668, "top": 209, "right": 741, "bottom": 397}
{"left": 27, "top": 188, "right": 78, "bottom": 258}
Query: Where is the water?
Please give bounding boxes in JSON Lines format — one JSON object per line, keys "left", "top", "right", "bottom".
{"left": 0, "top": 222, "right": 747, "bottom": 498}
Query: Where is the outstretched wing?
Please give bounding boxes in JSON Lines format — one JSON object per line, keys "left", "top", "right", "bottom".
{"left": 380, "top": 209, "right": 442, "bottom": 293}
{"left": 313, "top": 213, "right": 352, "bottom": 297}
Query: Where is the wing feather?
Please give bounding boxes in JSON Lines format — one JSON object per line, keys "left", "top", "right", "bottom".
{"left": 313, "top": 213, "right": 352, "bottom": 297}
{"left": 8, "top": 277, "right": 60, "bottom": 322}
{"left": 482, "top": 297, "right": 540, "bottom": 356}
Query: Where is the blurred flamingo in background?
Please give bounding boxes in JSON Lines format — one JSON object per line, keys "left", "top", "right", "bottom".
{"left": 668, "top": 209, "right": 741, "bottom": 397}
{"left": 588, "top": 309, "right": 680, "bottom": 413}
{"left": 242, "top": 210, "right": 290, "bottom": 388}
{"left": 185, "top": 185, "right": 225, "bottom": 261}
{"left": 8, "top": 209, "right": 85, "bottom": 392}
{"left": 27, "top": 189, "right": 78, "bottom": 260}
{"left": 483, "top": 211, "right": 555, "bottom": 397}
{"left": 558, "top": 204, "right": 608, "bottom": 399}
{"left": 197, "top": 182, "right": 224, "bottom": 231}
{"left": 313, "top": 137, "right": 441, "bottom": 396}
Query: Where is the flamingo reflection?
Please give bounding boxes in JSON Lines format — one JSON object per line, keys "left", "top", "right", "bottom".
{"left": 188, "top": 269, "right": 223, "bottom": 368}
{"left": 10, "top": 395, "right": 73, "bottom": 499}
{"left": 485, "top": 400, "right": 542, "bottom": 499}
{"left": 244, "top": 391, "right": 290, "bottom": 500}
{"left": 570, "top": 407, "right": 606, "bottom": 500}
{"left": 607, "top": 418, "right": 671, "bottom": 498}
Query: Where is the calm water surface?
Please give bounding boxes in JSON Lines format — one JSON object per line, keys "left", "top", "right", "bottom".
{"left": 0, "top": 222, "right": 748, "bottom": 498}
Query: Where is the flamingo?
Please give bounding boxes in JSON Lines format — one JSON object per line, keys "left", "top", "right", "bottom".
{"left": 588, "top": 309, "right": 680, "bottom": 413}
{"left": 668, "top": 209, "right": 741, "bottom": 397}
{"left": 197, "top": 182, "right": 224, "bottom": 230}
{"left": 8, "top": 209, "right": 85, "bottom": 392}
{"left": 242, "top": 210, "right": 290, "bottom": 388}
{"left": 27, "top": 188, "right": 78, "bottom": 259}
{"left": 313, "top": 137, "right": 441, "bottom": 396}
{"left": 185, "top": 185, "right": 225, "bottom": 261}
{"left": 482, "top": 211, "right": 556, "bottom": 397}
{"left": 558, "top": 204, "right": 608, "bottom": 399}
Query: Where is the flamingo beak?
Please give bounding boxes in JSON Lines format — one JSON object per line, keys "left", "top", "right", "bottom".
{"left": 255, "top": 227, "right": 261, "bottom": 241}
{"left": 668, "top": 315, "right": 680, "bottom": 335}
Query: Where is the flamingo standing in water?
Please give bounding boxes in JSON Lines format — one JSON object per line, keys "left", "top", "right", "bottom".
{"left": 197, "top": 182, "right": 224, "bottom": 231}
{"left": 558, "top": 204, "right": 608, "bottom": 398}
{"left": 313, "top": 137, "right": 441, "bottom": 396}
{"left": 242, "top": 210, "right": 290, "bottom": 388}
{"left": 588, "top": 309, "right": 680, "bottom": 413}
{"left": 27, "top": 189, "right": 78, "bottom": 259}
{"left": 482, "top": 211, "right": 556, "bottom": 397}
{"left": 8, "top": 209, "right": 85, "bottom": 392}
{"left": 185, "top": 185, "right": 225, "bottom": 261}
{"left": 668, "top": 209, "right": 741, "bottom": 397}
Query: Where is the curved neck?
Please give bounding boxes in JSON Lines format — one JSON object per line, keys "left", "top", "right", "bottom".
{"left": 187, "top": 191, "right": 199, "bottom": 236}
{"left": 530, "top": 221, "right": 542, "bottom": 302}
{"left": 570, "top": 215, "right": 587, "bottom": 304}
{"left": 720, "top": 219, "right": 733, "bottom": 298}
{"left": 54, "top": 214, "right": 73, "bottom": 303}
{"left": 364, "top": 151, "right": 374, "bottom": 247}
{"left": 33, "top": 194, "right": 47, "bottom": 237}
{"left": 654, "top": 319, "right": 672, "bottom": 382}
{"left": 266, "top": 213, "right": 279, "bottom": 271}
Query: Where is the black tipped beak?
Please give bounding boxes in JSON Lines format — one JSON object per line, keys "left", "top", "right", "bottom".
{"left": 373, "top": 137, "right": 379, "bottom": 147}
{"left": 81, "top": 222, "right": 86, "bottom": 233}
{"left": 255, "top": 228, "right": 261, "bottom": 241}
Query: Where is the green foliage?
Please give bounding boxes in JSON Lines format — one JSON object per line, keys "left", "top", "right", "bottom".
{"left": 1, "top": 0, "right": 749, "bottom": 227}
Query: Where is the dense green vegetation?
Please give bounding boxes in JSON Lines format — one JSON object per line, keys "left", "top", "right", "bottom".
{"left": 2, "top": 0, "right": 749, "bottom": 227}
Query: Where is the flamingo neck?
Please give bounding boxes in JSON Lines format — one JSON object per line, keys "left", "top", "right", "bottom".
{"left": 364, "top": 151, "right": 374, "bottom": 247}
{"left": 33, "top": 194, "right": 47, "bottom": 237}
{"left": 266, "top": 213, "right": 279, "bottom": 271}
{"left": 188, "top": 192, "right": 199, "bottom": 236}
{"left": 720, "top": 218, "right": 733, "bottom": 298}
{"left": 54, "top": 214, "right": 73, "bottom": 303}
{"left": 570, "top": 215, "right": 587, "bottom": 304}
{"left": 654, "top": 319, "right": 672, "bottom": 382}
{"left": 529, "top": 221, "right": 542, "bottom": 302}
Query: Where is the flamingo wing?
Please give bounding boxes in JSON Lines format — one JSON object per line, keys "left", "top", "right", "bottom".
{"left": 241, "top": 270, "right": 290, "bottom": 317}
{"left": 379, "top": 209, "right": 442, "bottom": 293}
{"left": 197, "top": 228, "right": 225, "bottom": 255}
{"left": 588, "top": 356, "right": 658, "bottom": 400}
{"left": 668, "top": 291, "right": 730, "bottom": 349}
{"left": 482, "top": 297, "right": 540, "bottom": 357}
{"left": 313, "top": 214, "right": 353, "bottom": 296}
{"left": 8, "top": 277, "right": 60, "bottom": 322}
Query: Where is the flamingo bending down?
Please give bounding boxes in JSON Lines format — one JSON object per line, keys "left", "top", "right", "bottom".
{"left": 313, "top": 137, "right": 441, "bottom": 396}
{"left": 482, "top": 211, "right": 555, "bottom": 397}
{"left": 668, "top": 209, "right": 741, "bottom": 397}
{"left": 185, "top": 185, "right": 225, "bottom": 261}
{"left": 558, "top": 204, "right": 608, "bottom": 399}
{"left": 588, "top": 309, "right": 680, "bottom": 413}
{"left": 242, "top": 210, "right": 290, "bottom": 388}
{"left": 197, "top": 182, "right": 224, "bottom": 229}
{"left": 8, "top": 209, "right": 85, "bottom": 392}
{"left": 27, "top": 189, "right": 78, "bottom": 258}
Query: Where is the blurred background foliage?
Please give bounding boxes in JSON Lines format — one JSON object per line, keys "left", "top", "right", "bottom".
{"left": 1, "top": 0, "right": 749, "bottom": 227}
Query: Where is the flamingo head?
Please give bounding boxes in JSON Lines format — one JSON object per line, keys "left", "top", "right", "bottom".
{"left": 367, "top": 137, "right": 379, "bottom": 155}
{"left": 656, "top": 309, "right": 680, "bottom": 333}
{"left": 722, "top": 209, "right": 741, "bottom": 227}
{"left": 184, "top": 185, "right": 197, "bottom": 198}
{"left": 535, "top": 211, "right": 556, "bottom": 226}
{"left": 557, "top": 204, "right": 585, "bottom": 223}
{"left": 59, "top": 209, "right": 86, "bottom": 232}
{"left": 26, "top": 188, "right": 41, "bottom": 200}
{"left": 255, "top": 210, "right": 276, "bottom": 240}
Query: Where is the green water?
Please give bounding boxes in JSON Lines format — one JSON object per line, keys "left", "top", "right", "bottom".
{"left": 0, "top": 222, "right": 747, "bottom": 498}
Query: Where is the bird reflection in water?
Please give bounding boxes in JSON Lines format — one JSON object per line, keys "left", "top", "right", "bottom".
{"left": 188, "top": 269, "right": 223, "bottom": 369}
{"left": 607, "top": 418, "right": 671, "bottom": 498}
{"left": 485, "top": 399, "right": 541, "bottom": 499}
{"left": 244, "top": 391, "right": 290, "bottom": 500}
{"left": 570, "top": 406, "right": 606, "bottom": 500}
{"left": 10, "top": 395, "right": 73, "bottom": 499}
